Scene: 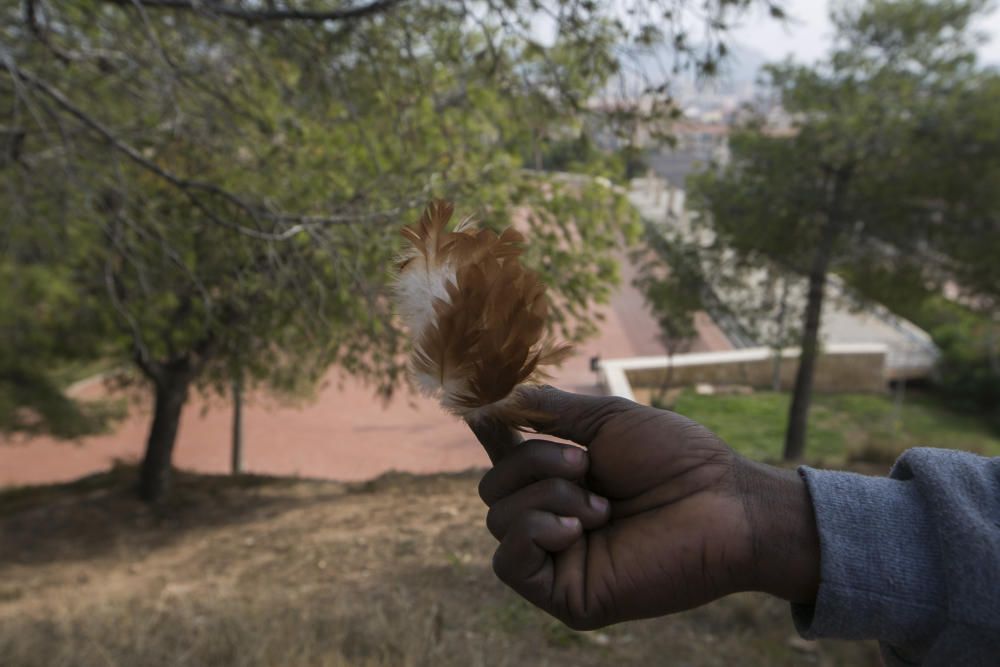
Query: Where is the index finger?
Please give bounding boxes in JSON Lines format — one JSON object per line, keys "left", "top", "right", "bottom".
{"left": 515, "top": 385, "right": 638, "bottom": 446}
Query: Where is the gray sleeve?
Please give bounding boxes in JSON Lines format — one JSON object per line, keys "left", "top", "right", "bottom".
{"left": 790, "top": 447, "right": 1000, "bottom": 666}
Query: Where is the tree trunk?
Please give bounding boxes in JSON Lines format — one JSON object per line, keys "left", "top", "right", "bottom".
{"left": 989, "top": 316, "right": 999, "bottom": 375}
{"left": 783, "top": 169, "right": 850, "bottom": 461}
{"left": 231, "top": 376, "right": 243, "bottom": 475}
{"left": 653, "top": 351, "right": 677, "bottom": 408}
{"left": 783, "top": 264, "right": 830, "bottom": 460}
{"left": 139, "top": 368, "right": 191, "bottom": 502}
{"left": 892, "top": 377, "right": 907, "bottom": 434}
{"left": 771, "top": 277, "right": 790, "bottom": 392}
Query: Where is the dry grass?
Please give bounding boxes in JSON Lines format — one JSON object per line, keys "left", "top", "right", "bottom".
{"left": 0, "top": 466, "right": 879, "bottom": 667}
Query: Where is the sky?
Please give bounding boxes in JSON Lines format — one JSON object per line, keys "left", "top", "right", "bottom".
{"left": 729, "top": 0, "right": 1000, "bottom": 66}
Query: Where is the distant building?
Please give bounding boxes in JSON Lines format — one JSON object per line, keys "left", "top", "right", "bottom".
{"left": 645, "top": 121, "right": 730, "bottom": 187}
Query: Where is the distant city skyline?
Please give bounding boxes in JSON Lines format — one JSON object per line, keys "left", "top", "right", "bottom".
{"left": 730, "top": 0, "right": 1000, "bottom": 66}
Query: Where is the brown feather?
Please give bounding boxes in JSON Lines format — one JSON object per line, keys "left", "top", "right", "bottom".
{"left": 395, "top": 199, "right": 572, "bottom": 428}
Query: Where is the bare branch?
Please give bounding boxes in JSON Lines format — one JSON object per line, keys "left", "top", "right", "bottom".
{"left": 8, "top": 63, "right": 407, "bottom": 239}
{"left": 104, "top": 249, "right": 159, "bottom": 383}
{"left": 24, "top": 0, "right": 76, "bottom": 64}
{"left": 102, "top": 0, "right": 406, "bottom": 24}
{"left": 14, "top": 65, "right": 262, "bottom": 215}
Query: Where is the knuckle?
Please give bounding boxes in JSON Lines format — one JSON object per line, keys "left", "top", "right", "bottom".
{"left": 484, "top": 507, "right": 502, "bottom": 538}
{"left": 538, "top": 477, "right": 576, "bottom": 504}
{"left": 523, "top": 440, "right": 554, "bottom": 464}
{"left": 517, "top": 439, "right": 562, "bottom": 472}
{"left": 477, "top": 472, "right": 493, "bottom": 504}
{"left": 491, "top": 548, "right": 509, "bottom": 580}
{"left": 490, "top": 537, "right": 526, "bottom": 584}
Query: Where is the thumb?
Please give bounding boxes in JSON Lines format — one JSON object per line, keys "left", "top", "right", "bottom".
{"left": 515, "top": 385, "right": 637, "bottom": 446}
{"left": 467, "top": 415, "right": 524, "bottom": 464}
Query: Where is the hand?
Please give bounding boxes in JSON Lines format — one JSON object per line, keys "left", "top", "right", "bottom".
{"left": 472, "top": 386, "right": 820, "bottom": 630}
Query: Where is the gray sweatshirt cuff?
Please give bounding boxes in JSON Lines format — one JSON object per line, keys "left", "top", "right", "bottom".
{"left": 790, "top": 466, "right": 946, "bottom": 649}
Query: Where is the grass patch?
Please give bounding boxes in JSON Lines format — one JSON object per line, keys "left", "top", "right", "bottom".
{"left": 669, "top": 390, "right": 1000, "bottom": 465}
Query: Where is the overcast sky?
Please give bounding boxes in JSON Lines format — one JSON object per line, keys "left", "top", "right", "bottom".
{"left": 728, "top": 0, "right": 1000, "bottom": 65}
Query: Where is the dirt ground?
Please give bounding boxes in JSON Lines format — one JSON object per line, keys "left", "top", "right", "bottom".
{"left": 0, "top": 466, "right": 880, "bottom": 667}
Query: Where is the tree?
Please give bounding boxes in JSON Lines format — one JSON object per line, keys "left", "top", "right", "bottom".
{"left": 0, "top": 246, "right": 119, "bottom": 438}
{"left": 632, "top": 222, "right": 705, "bottom": 408}
{"left": 2, "top": 0, "right": 779, "bottom": 499}
{"left": 689, "top": 0, "right": 994, "bottom": 460}
{"left": 845, "top": 50, "right": 1000, "bottom": 434}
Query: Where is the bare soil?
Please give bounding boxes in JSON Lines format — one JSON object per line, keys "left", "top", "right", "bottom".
{"left": 0, "top": 466, "right": 880, "bottom": 666}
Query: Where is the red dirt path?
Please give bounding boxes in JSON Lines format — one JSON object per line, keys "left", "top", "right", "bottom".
{"left": 0, "top": 255, "right": 731, "bottom": 487}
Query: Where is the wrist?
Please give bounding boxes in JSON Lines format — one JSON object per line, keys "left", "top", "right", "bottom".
{"left": 734, "top": 458, "right": 821, "bottom": 604}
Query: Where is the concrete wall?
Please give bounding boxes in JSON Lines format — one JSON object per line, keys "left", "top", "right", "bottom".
{"left": 601, "top": 344, "right": 888, "bottom": 400}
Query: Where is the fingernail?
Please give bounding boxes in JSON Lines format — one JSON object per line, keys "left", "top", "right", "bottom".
{"left": 589, "top": 494, "right": 609, "bottom": 513}
{"left": 562, "top": 447, "right": 584, "bottom": 465}
{"left": 557, "top": 515, "right": 580, "bottom": 529}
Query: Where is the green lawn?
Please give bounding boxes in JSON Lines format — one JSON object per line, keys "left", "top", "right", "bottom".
{"left": 668, "top": 390, "right": 1000, "bottom": 466}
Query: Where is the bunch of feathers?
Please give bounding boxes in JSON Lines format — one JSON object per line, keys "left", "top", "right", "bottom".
{"left": 394, "top": 200, "right": 571, "bottom": 428}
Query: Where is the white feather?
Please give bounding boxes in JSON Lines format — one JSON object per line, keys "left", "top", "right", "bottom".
{"left": 394, "top": 252, "right": 456, "bottom": 341}
{"left": 396, "top": 245, "right": 474, "bottom": 407}
{"left": 394, "top": 200, "right": 567, "bottom": 426}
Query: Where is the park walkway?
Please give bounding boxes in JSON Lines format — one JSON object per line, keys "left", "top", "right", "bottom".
{"left": 0, "top": 243, "right": 732, "bottom": 487}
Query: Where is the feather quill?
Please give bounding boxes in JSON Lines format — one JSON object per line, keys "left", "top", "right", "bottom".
{"left": 394, "top": 200, "right": 571, "bottom": 427}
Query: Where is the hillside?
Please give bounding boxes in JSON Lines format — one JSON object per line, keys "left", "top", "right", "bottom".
{"left": 0, "top": 466, "right": 879, "bottom": 667}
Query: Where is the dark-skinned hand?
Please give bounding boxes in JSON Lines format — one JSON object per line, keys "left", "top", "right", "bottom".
{"left": 471, "top": 386, "right": 820, "bottom": 630}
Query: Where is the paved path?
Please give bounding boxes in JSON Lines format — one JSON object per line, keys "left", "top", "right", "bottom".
{"left": 1, "top": 237, "right": 732, "bottom": 488}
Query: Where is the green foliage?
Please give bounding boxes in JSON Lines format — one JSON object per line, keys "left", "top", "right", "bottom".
{"left": 0, "top": 206, "right": 117, "bottom": 436}
{"left": 0, "top": 0, "right": 774, "bottom": 486}
{"left": 528, "top": 132, "right": 649, "bottom": 182}
{"left": 932, "top": 316, "right": 1000, "bottom": 430}
{"left": 0, "top": 370, "right": 122, "bottom": 439}
{"left": 690, "top": 0, "right": 998, "bottom": 283}
{"left": 842, "top": 268, "right": 1000, "bottom": 433}
{"left": 672, "top": 390, "right": 1000, "bottom": 464}
{"left": 898, "top": 298, "right": 1000, "bottom": 432}
{"left": 915, "top": 71, "right": 1000, "bottom": 313}
{"left": 1, "top": 1, "right": 640, "bottom": 416}
{"left": 688, "top": 128, "right": 818, "bottom": 275}
{"left": 687, "top": 0, "right": 1000, "bottom": 456}
{"left": 633, "top": 221, "right": 705, "bottom": 352}
{"left": 630, "top": 218, "right": 708, "bottom": 407}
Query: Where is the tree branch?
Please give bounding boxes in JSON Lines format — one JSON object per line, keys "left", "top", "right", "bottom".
{"left": 102, "top": 0, "right": 406, "bottom": 23}
{"left": 8, "top": 63, "right": 405, "bottom": 239}
{"left": 24, "top": 0, "right": 75, "bottom": 64}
